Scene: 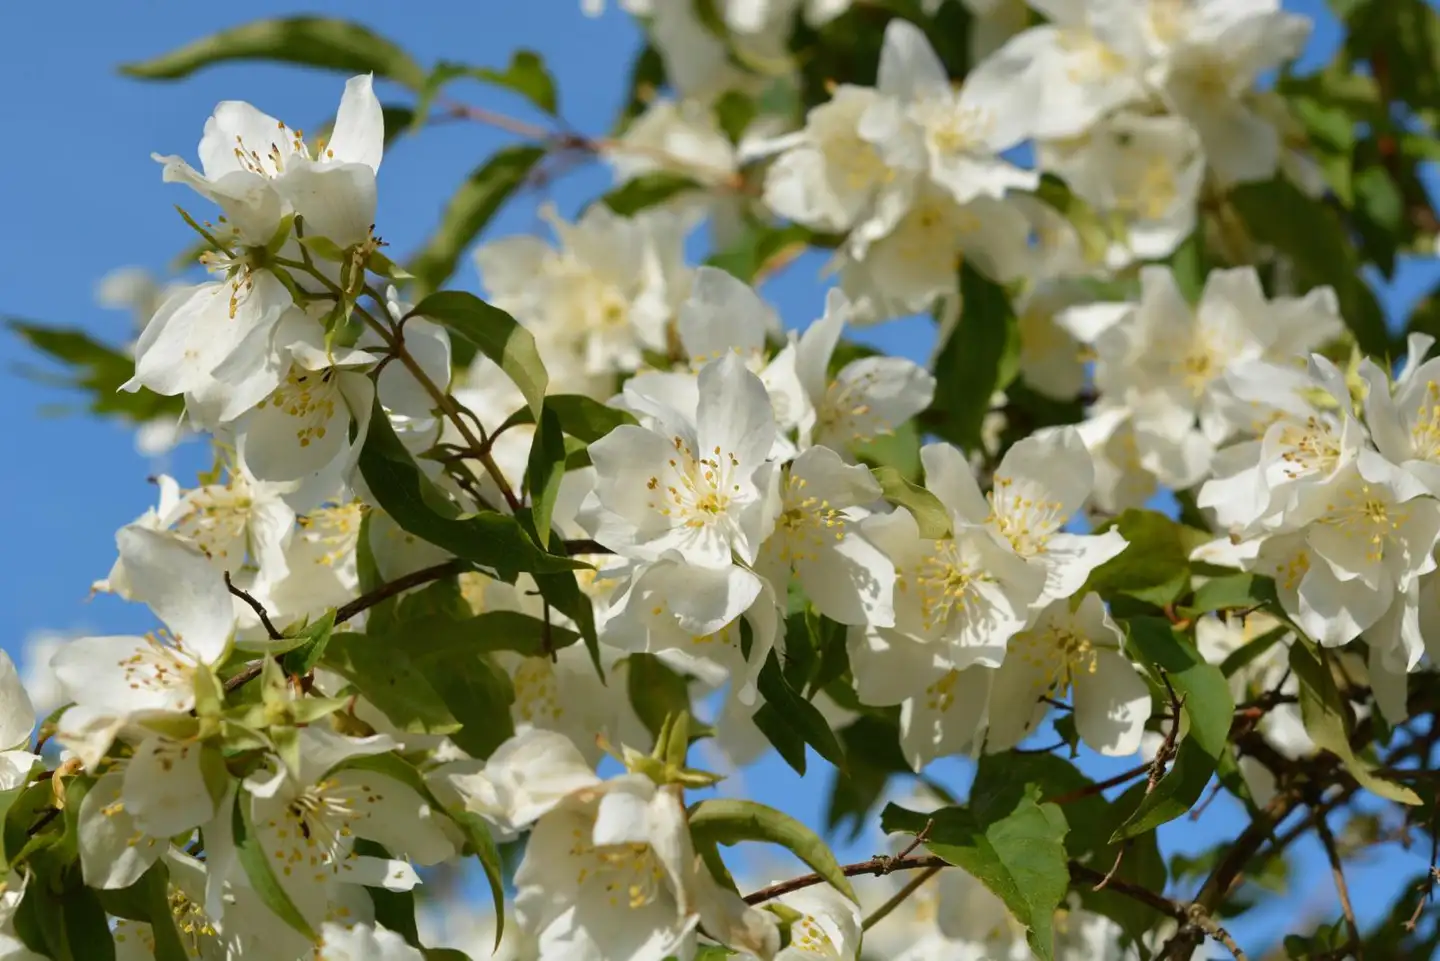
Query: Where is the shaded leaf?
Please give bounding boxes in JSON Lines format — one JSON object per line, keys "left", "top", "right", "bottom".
{"left": 495, "top": 394, "right": 638, "bottom": 444}
{"left": 320, "top": 632, "right": 460, "bottom": 735}
{"left": 9, "top": 321, "right": 182, "bottom": 424}
{"left": 925, "top": 264, "right": 1020, "bottom": 453}
{"left": 873, "top": 466, "right": 952, "bottom": 539}
{"left": 689, "top": 799, "right": 857, "bottom": 903}
{"left": 1082, "top": 510, "right": 1194, "bottom": 606}
{"left": 121, "top": 17, "right": 425, "bottom": 89}
{"left": 602, "top": 172, "right": 702, "bottom": 215}
{"left": 233, "top": 789, "right": 317, "bottom": 940}
{"left": 408, "top": 290, "right": 547, "bottom": 417}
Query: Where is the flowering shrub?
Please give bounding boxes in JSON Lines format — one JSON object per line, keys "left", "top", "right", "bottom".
{"left": 10, "top": 2, "right": 1440, "bottom": 959}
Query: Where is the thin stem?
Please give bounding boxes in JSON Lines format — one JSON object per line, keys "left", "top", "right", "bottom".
{"left": 225, "top": 572, "right": 282, "bottom": 641}
{"left": 861, "top": 865, "right": 941, "bottom": 932}
{"left": 334, "top": 560, "right": 469, "bottom": 625}
{"left": 1314, "top": 804, "right": 1363, "bottom": 958}
{"left": 1045, "top": 762, "right": 1151, "bottom": 806}
{"left": 742, "top": 855, "right": 948, "bottom": 905}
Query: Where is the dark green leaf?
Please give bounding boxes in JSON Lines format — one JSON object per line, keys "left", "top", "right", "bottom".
{"left": 422, "top": 655, "right": 516, "bottom": 760}
{"left": 526, "top": 408, "right": 566, "bottom": 548}
{"left": 233, "top": 789, "right": 317, "bottom": 939}
{"left": 120, "top": 17, "right": 425, "bottom": 89}
{"left": 601, "top": 172, "right": 701, "bottom": 216}
{"left": 408, "top": 290, "right": 547, "bottom": 417}
{"left": 404, "top": 610, "right": 580, "bottom": 661}
{"left": 873, "top": 466, "right": 951, "bottom": 539}
{"left": 628, "top": 654, "right": 694, "bottom": 742}
{"left": 883, "top": 787, "right": 1070, "bottom": 960}
{"left": 925, "top": 264, "right": 1020, "bottom": 453}
{"left": 1290, "top": 643, "right": 1421, "bottom": 804}
{"left": 689, "top": 799, "right": 857, "bottom": 903}
{"left": 279, "top": 610, "right": 336, "bottom": 676}
{"left": 357, "top": 397, "right": 583, "bottom": 579}
{"left": 753, "top": 653, "right": 845, "bottom": 776}
{"left": 1113, "top": 618, "right": 1233, "bottom": 839}
{"left": 826, "top": 714, "right": 910, "bottom": 840}
{"left": 1187, "top": 573, "right": 1278, "bottom": 616}
{"left": 407, "top": 146, "right": 546, "bottom": 299}
{"left": 495, "top": 394, "right": 637, "bottom": 444}
{"left": 474, "top": 49, "right": 559, "bottom": 114}
{"left": 321, "top": 632, "right": 460, "bottom": 735}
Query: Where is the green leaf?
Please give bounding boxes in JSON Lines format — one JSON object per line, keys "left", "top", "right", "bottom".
{"left": 475, "top": 50, "right": 559, "bottom": 114}
{"left": 496, "top": 394, "right": 638, "bottom": 444}
{"left": 408, "top": 290, "right": 547, "bottom": 417}
{"left": 825, "top": 713, "right": 910, "bottom": 840}
{"left": 141, "top": 863, "right": 190, "bottom": 961}
{"left": 1082, "top": 510, "right": 1195, "bottom": 606}
{"left": 120, "top": 17, "right": 425, "bottom": 89}
{"left": 526, "top": 408, "right": 566, "bottom": 548}
{"left": 689, "top": 799, "right": 857, "bottom": 903}
{"left": 422, "top": 655, "right": 516, "bottom": 760}
{"left": 872, "top": 466, "right": 952, "bottom": 539}
{"left": 628, "top": 653, "right": 695, "bottom": 742}
{"left": 752, "top": 652, "right": 845, "bottom": 776}
{"left": 406, "top": 146, "right": 546, "bottom": 299}
{"left": 1112, "top": 618, "right": 1234, "bottom": 840}
{"left": 357, "top": 396, "right": 583, "bottom": 580}
{"left": 1186, "top": 573, "right": 1278, "bottom": 616}
{"left": 1289, "top": 643, "right": 1421, "bottom": 804}
{"left": 16, "top": 872, "right": 115, "bottom": 961}
{"left": 601, "top": 175, "right": 702, "bottom": 217}
{"left": 534, "top": 569, "right": 604, "bottom": 677}
{"left": 9, "top": 320, "right": 183, "bottom": 424}
{"left": 882, "top": 786, "right": 1070, "bottom": 960}
{"left": 233, "top": 789, "right": 317, "bottom": 940}
{"left": 404, "top": 610, "right": 580, "bottom": 661}
{"left": 320, "top": 632, "right": 460, "bottom": 735}
{"left": 279, "top": 610, "right": 336, "bottom": 676}
{"left": 925, "top": 264, "right": 1020, "bottom": 453}
{"left": 1228, "top": 177, "right": 1388, "bottom": 355}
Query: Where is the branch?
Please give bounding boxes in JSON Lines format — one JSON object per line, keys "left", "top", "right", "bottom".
{"left": 1068, "top": 862, "right": 1186, "bottom": 921}
{"left": 334, "top": 559, "right": 469, "bottom": 625}
{"left": 223, "top": 659, "right": 265, "bottom": 694}
{"left": 1313, "top": 801, "right": 1362, "bottom": 958}
{"left": 742, "top": 855, "right": 947, "bottom": 905}
{"left": 1046, "top": 762, "right": 1151, "bottom": 806}
{"left": 225, "top": 572, "right": 281, "bottom": 641}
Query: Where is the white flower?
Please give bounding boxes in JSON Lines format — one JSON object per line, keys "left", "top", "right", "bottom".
{"left": 608, "top": 99, "right": 739, "bottom": 193}
{"left": 984, "top": 594, "right": 1152, "bottom": 756}
{"left": 767, "top": 883, "right": 863, "bottom": 960}
{"left": 757, "top": 445, "right": 895, "bottom": 627}
{"left": 600, "top": 555, "right": 779, "bottom": 705}
{"left": 317, "top": 922, "right": 424, "bottom": 961}
{"left": 863, "top": 20, "right": 1038, "bottom": 206}
{"left": 1149, "top": 2, "right": 1312, "bottom": 185}
{"left": 793, "top": 289, "right": 936, "bottom": 456}
{"left": 1013, "top": 280, "right": 1091, "bottom": 401}
{"left": 513, "top": 771, "right": 777, "bottom": 961}
{"left": 923, "top": 431, "right": 1127, "bottom": 605}
{"left": 475, "top": 204, "right": 691, "bottom": 383}
{"left": 53, "top": 527, "right": 236, "bottom": 766}
{"left": 256, "top": 501, "right": 363, "bottom": 630}
{"left": 752, "top": 85, "right": 911, "bottom": 235}
{"left": 1039, "top": 112, "right": 1204, "bottom": 268}
{"left": 1360, "top": 334, "right": 1440, "bottom": 498}
{"left": 585, "top": 354, "right": 779, "bottom": 569}
{"left": 441, "top": 728, "right": 600, "bottom": 840}
{"left": 244, "top": 728, "right": 458, "bottom": 930}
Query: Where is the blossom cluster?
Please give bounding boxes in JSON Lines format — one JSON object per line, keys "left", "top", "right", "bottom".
{"left": 9, "top": 1, "right": 1438, "bottom": 959}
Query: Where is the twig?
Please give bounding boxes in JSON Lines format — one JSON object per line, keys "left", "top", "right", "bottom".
{"left": 893, "top": 819, "right": 933, "bottom": 862}
{"left": 1405, "top": 807, "right": 1440, "bottom": 931}
{"left": 1149, "top": 669, "right": 1186, "bottom": 794}
{"left": 1068, "top": 862, "right": 1186, "bottom": 921}
{"left": 861, "top": 864, "right": 941, "bottom": 931}
{"left": 223, "top": 660, "right": 265, "bottom": 694}
{"left": 1045, "top": 762, "right": 1151, "bottom": 806}
{"left": 334, "top": 560, "right": 469, "bottom": 625}
{"left": 1314, "top": 801, "right": 1363, "bottom": 958}
{"left": 1186, "top": 904, "right": 1250, "bottom": 961}
{"left": 742, "top": 855, "right": 948, "bottom": 905}
{"left": 1093, "top": 844, "right": 1127, "bottom": 892}
{"left": 225, "top": 572, "right": 281, "bottom": 641}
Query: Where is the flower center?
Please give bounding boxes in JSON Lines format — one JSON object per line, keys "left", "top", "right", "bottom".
{"left": 646, "top": 437, "right": 742, "bottom": 530}
{"left": 121, "top": 631, "right": 199, "bottom": 694}
{"left": 255, "top": 367, "right": 340, "bottom": 449}
{"left": 774, "top": 474, "right": 846, "bottom": 565}
{"left": 1322, "top": 484, "right": 1404, "bottom": 563}
{"left": 907, "top": 540, "right": 989, "bottom": 633}
{"left": 1410, "top": 382, "right": 1440, "bottom": 461}
{"left": 987, "top": 476, "right": 1064, "bottom": 556}
{"left": 1276, "top": 416, "right": 1344, "bottom": 480}
{"left": 269, "top": 778, "right": 372, "bottom": 883}
{"left": 571, "top": 830, "right": 665, "bottom": 910}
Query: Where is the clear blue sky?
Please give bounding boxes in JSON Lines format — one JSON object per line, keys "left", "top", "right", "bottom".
{"left": 3, "top": 1, "right": 1438, "bottom": 953}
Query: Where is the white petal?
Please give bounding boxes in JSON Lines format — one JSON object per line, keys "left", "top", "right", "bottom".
{"left": 117, "top": 526, "right": 233, "bottom": 663}
{"left": 327, "top": 75, "right": 385, "bottom": 173}
{"left": 279, "top": 162, "right": 378, "bottom": 248}
{"left": 78, "top": 772, "right": 165, "bottom": 889}
{"left": 1074, "top": 650, "right": 1152, "bottom": 756}
{"left": 317, "top": 922, "right": 423, "bottom": 961}
{"left": 122, "top": 736, "right": 217, "bottom": 838}
{"left": 0, "top": 651, "right": 35, "bottom": 750}
{"left": 920, "top": 443, "right": 988, "bottom": 524}
{"left": 877, "top": 19, "right": 950, "bottom": 100}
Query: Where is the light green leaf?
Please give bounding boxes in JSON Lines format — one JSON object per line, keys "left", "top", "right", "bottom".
{"left": 495, "top": 393, "right": 638, "bottom": 443}
{"left": 1186, "top": 573, "right": 1279, "bottom": 616}
{"left": 475, "top": 50, "right": 559, "bottom": 115}
{"left": 407, "top": 146, "right": 546, "bottom": 299}
{"left": 872, "top": 466, "right": 952, "bottom": 539}
{"left": 1112, "top": 617, "right": 1234, "bottom": 840}
{"left": 279, "top": 610, "right": 336, "bottom": 677}
{"left": 357, "top": 396, "right": 583, "bottom": 579}
{"left": 925, "top": 264, "right": 1020, "bottom": 454}
{"left": 141, "top": 864, "right": 193, "bottom": 961}
{"left": 882, "top": 788, "right": 1070, "bottom": 961}
{"left": 689, "top": 799, "right": 857, "bottom": 903}
{"left": 320, "top": 632, "right": 460, "bottom": 735}
{"left": 628, "top": 654, "right": 696, "bottom": 742}
{"left": 1082, "top": 510, "right": 1194, "bottom": 606}
{"left": 120, "top": 17, "right": 425, "bottom": 89}
{"left": 233, "top": 789, "right": 318, "bottom": 940}
{"left": 1290, "top": 642, "right": 1421, "bottom": 804}
{"left": 526, "top": 408, "right": 566, "bottom": 548}
{"left": 407, "top": 290, "right": 547, "bottom": 418}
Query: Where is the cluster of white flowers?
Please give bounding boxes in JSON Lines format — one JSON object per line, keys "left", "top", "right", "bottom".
{"left": 16, "top": 0, "right": 1440, "bottom": 958}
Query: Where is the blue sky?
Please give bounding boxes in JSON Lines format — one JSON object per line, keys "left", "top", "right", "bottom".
{"left": 3, "top": 1, "right": 1439, "bottom": 953}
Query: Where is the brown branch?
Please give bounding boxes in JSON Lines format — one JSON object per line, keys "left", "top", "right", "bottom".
{"left": 334, "top": 559, "right": 469, "bottom": 625}
{"left": 1149, "top": 670, "right": 1186, "bottom": 794}
{"left": 225, "top": 572, "right": 281, "bottom": 641}
{"left": 1045, "top": 762, "right": 1151, "bottom": 806}
{"left": 223, "top": 660, "right": 266, "bottom": 694}
{"left": 742, "top": 854, "right": 948, "bottom": 905}
{"left": 1314, "top": 801, "right": 1363, "bottom": 958}
{"left": 1068, "top": 862, "right": 1186, "bottom": 921}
